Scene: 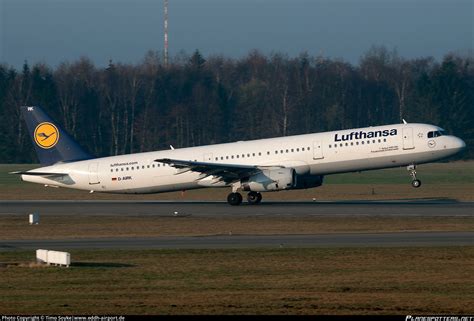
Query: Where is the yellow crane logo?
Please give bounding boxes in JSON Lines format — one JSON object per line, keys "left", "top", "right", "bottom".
{"left": 34, "top": 122, "right": 59, "bottom": 149}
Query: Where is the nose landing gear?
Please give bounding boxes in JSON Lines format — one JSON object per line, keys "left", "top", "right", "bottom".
{"left": 407, "top": 165, "right": 422, "bottom": 188}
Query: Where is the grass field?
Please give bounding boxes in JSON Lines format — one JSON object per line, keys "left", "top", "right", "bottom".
{"left": 1, "top": 161, "right": 473, "bottom": 201}
{"left": 1, "top": 247, "right": 473, "bottom": 315}
{"left": 1, "top": 215, "right": 473, "bottom": 240}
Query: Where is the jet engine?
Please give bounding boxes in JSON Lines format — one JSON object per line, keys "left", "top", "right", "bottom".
{"left": 241, "top": 168, "right": 295, "bottom": 192}
{"left": 293, "top": 174, "right": 324, "bottom": 189}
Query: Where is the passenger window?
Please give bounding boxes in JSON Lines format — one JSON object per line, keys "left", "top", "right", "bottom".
{"left": 361, "top": 141, "right": 364, "bottom": 145}
{"left": 329, "top": 145, "right": 332, "bottom": 148}
{"left": 296, "top": 148, "right": 300, "bottom": 152}
{"left": 121, "top": 168, "right": 124, "bottom": 171}
{"left": 275, "top": 151, "right": 278, "bottom": 154}
{"left": 267, "top": 151, "right": 270, "bottom": 155}
{"left": 302, "top": 147, "right": 305, "bottom": 151}
{"left": 345, "top": 143, "right": 348, "bottom": 146}
{"left": 356, "top": 142, "right": 359, "bottom": 145}
{"left": 231, "top": 155, "right": 234, "bottom": 159}
{"left": 350, "top": 142, "right": 353, "bottom": 146}
{"left": 280, "top": 150, "right": 284, "bottom": 153}
{"left": 286, "top": 149, "right": 289, "bottom": 153}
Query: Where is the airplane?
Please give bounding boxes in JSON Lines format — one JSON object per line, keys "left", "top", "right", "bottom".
{"left": 11, "top": 106, "right": 466, "bottom": 205}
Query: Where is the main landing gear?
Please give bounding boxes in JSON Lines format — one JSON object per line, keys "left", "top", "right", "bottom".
{"left": 227, "top": 191, "right": 263, "bottom": 205}
{"left": 247, "top": 191, "right": 262, "bottom": 205}
{"left": 407, "top": 165, "right": 422, "bottom": 188}
{"left": 227, "top": 192, "right": 242, "bottom": 206}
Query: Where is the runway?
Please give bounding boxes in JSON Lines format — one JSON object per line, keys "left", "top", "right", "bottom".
{"left": 1, "top": 200, "right": 472, "bottom": 250}
{"left": 1, "top": 200, "right": 473, "bottom": 217}
{"left": 1, "top": 232, "right": 473, "bottom": 250}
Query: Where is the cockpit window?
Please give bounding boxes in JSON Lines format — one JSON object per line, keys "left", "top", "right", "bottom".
{"left": 427, "top": 130, "right": 445, "bottom": 138}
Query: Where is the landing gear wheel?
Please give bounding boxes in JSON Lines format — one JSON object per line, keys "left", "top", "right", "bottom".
{"left": 411, "top": 179, "right": 421, "bottom": 188}
{"left": 227, "top": 192, "right": 243, "bottom": 206}
{"left": 407, "top": 165, "right": 422, "bottom": 189}
{"left": 247, "top": 192, "right": 263, "bottom": 205}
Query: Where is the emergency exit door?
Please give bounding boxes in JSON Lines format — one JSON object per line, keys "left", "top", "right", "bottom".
{"left": 313, "top": 141, "right": 324, "bottom": 159}
{"left": 203, "top": 153, "right": 213, "bottom": 162}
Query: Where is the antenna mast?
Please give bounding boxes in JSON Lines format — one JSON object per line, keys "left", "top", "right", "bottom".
{"left": 164, "top": 0, "right": 169, "bottom": 66}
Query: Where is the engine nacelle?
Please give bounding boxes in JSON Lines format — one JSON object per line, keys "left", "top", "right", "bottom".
{"left": 293, "top": 174, "right": 324, "bottom": 189}
{"left": 242, "top": 168, "right": 295, "bottom": 192}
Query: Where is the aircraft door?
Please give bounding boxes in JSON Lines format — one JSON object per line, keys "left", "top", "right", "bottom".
{"left": 402, "top": 128, "right": 415, "bottom": 150}
{"left": 313, "top": 141, "right": 324, "bottom": 159}
{"left": 203, "top": 153, "right": 213, "bottom": 162}
{"left": 88, "top": 162, "right": 100, "bottom": 185}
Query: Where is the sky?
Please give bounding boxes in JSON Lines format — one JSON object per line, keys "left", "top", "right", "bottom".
{"left": 0, "top": 0, "right": 472, "bottom": 69}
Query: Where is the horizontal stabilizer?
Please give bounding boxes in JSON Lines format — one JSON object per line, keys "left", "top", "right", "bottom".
{"left": 9, "top": 171, "right": 68, "bottom": 177}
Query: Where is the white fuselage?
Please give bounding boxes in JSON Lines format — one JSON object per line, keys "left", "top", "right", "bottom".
{"left": 22, "top": 123, "right": 466, "bottom": 194}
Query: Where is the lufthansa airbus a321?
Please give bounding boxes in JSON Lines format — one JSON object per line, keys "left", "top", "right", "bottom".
{"left": 12, "top": 106, "right": 466, "bottom": 205}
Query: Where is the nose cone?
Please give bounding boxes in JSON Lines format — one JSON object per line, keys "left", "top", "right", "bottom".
{"left": 457, "top": 137, "right": 466, "bottom": 150}
{"left": 453, "top": 136, "right": 466, "bottom": 152}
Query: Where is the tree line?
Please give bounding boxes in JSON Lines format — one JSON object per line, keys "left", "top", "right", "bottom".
{"left": 0, "top": 47, "right": 472, "bottom": 163}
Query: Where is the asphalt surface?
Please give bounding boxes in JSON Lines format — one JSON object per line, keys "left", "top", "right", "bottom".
{"left": 1, "top": 232, "right": 473, "bottom": 250}
{"left": 1, "top": 200, "right": 473, "bottom": 217}
{"left": 1, "top": 200, "right": 472, "bottom": 250}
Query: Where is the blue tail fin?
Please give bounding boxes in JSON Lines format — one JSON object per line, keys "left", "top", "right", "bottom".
{"left": 21, "top": 106, "right": 94, "bottom": 165}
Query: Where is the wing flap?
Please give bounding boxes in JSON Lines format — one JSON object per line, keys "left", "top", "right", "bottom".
{"left": 155, "top": 158, "right": 264, "bottom": 183}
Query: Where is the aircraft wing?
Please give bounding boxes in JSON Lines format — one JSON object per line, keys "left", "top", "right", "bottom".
{"left": 155, "top": 158, "right": 279, "bottom": 184}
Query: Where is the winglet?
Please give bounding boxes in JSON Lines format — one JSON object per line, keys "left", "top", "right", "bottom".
{"left": 402, "top": 119, "right": 408, "bottom": 124}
